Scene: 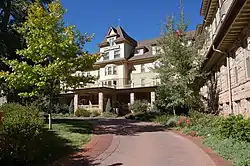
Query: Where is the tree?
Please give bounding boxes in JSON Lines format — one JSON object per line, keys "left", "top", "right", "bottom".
{"left": 0, "top": 0, "right": 54, "bottom": 103}
{"left": 0, "top": 0, "right": 98, "bottom": 129}
{"left": 155, "top": 1, "right": 206, "bottom": 114}
{"left": 105, "top": 98, "right": 112, "bottom": 112}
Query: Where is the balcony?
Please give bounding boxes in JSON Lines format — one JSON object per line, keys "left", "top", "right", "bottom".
{"left": 220, "top": 0, "right": 234, "bottom": 19}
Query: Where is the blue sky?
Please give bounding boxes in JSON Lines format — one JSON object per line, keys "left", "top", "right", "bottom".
{"left": 61, "top": 0, "right": 203, "bottom": 53}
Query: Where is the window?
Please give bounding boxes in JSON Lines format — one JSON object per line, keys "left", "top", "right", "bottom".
{"left": 246, "top": 57, "right": 250, "bottom": 78}
{"left": 108, "top": 67, "right": 112, "bottom": 75}
{"left": 235, "top": 100, "right": 241, "bottom": 115}
{"left": 135, "top": 49, "right": 143, "bottom": 55}
{"left": 114, "top": 50, "right": 120, "bottom": 59}
{"left": 141, "top": 78, "right": 145, "bottom": 86}
{"left": 108, "top": 81, "right": 112, "bottom": 86}
{"left": 141, "top": 64, "right": 145, "bottom": 73}
{"left": 247, "top": 98, "right": 250, "bottom": 113}
{"left": 108, "top": 37, "right": 115, "bottom": 46}
{"left": 113, "top": 66, "right": 117, "bottom": 75}
{"left": 113, "top": 80, "right": 117, "bottom": 86}
{"left": 103, "top": 52, "right": 109, "bottom": 60}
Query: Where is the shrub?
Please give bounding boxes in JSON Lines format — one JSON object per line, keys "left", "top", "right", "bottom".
{"left": 75, "top": 108, "right": 91, "bottom": 117}
{"left": 90, "top": 109, "right": 101, "bottom": 117}
{"left": 0, "top": 103, "right": 45, "bottom": 164}
{"left": 129, "top": 100, "right": 149, "bottom": 113}
{"left": 153, "top": 114, "right": 171, "bottom": 125}
{"left": 176, "top": 116, "right": 191, "bottom": 128}
{"left": 125, "top": 112, "right": 161, "bottom": 121}
{"left": 215, "top": 115, "right": 250, "bottom": 142}
{"left": 102, "top": 111, "right": 117, "bottom": 118}
{"left": 204, "top": 136, "right": 250, "bottom": 166}
{"left": 166, "top": 117, "right": 178, "bottom": 127}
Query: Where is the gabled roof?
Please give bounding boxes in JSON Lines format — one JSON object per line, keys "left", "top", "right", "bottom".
{"left": 98, "top": 26, "right": 137, "bottom": 47}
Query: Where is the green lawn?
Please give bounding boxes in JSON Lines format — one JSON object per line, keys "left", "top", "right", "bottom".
{"left": 36, "top": 119, "right": 92, "bottom": 166}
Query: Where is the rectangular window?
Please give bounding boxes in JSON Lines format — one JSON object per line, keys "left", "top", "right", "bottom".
{"left": 235, "top": 100, "right": 241, "bottom": 115}
{"left": 114, "top": 50, "right": 120, "bottom": 59}
{"left": 108, "top": 81, "right": 112, "bottom": 86}
{"left": 246, "top": 57, "right": 250, "bottom": 78}
{"left": 109, "top": 38, "right": 115, "bottom": 46}
{"left": 141, "top": 78, "right": 145, "bottom": 86}
{"left": 141, "top": 64, "right": 145, "bottom": 73}
{"left": 108, "top": 67, "right": 112, "bottom": 75}
{"left": 113, "top": 80, "right": 117, "bottom": 86}
{"left": 247, "top": 98, "right": 250, "bottom": 113}
{"left": 103, "top": 52, "right": 109, "bottom": 60}
{"left": 105, "top": 68, "right": 107, "bottom": 76}
{"left": 113, "top": 66, "right": 117, "bottom": 75}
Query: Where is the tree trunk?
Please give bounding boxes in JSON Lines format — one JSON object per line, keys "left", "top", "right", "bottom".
{"left": 48, "top": 113, "right": 52, "bottom": 130}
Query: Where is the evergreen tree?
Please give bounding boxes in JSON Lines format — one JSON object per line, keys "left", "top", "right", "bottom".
{"left": 105, "top": 98, "right": 112, "bottom": 112}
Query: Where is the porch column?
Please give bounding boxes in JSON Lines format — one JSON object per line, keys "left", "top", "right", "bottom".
{"left": 130, "top": 92, "right": 134, "bottom": 105}
{"left": 98, "top": 92, "right": 103, "bottom": 112}
{"left": 74, "top": 93, "right": 78, "bottom": 113}
{"left": 151, "top": 91, "right": 156, "bottom": 106}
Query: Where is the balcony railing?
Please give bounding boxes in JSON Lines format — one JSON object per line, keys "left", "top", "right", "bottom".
{"left": 221, "top": 0, "right": 233, "bottom": 19}
{"left": 199, "top": 0, "right": 234, "bottom": 57}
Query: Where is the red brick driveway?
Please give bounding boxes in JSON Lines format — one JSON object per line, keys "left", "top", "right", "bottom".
{"left": 55, "top": 118, "right": 231, "bottom": 166}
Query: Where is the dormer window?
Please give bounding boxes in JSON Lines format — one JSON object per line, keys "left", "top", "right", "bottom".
{"left": 108, "top": 37, "right": 115, "bottom": 46}
{"left": 152, "top": 46, "right": 162, "bottom": 55}
{"left": 103, "top": 52, "right": 109, "bottom": 60}
{"left": 135, "top": 49, "right": 144, "bottom": 55}
{"left": 114, "top": 50, "right": 120, "bottom": 59}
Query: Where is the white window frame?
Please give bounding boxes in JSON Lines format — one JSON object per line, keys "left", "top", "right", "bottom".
{"left": 141, "top": 64, "right": 146, "bottom": 73}
{"left": 108, "top": 67, "right": 112, "bottom": 75}
{"left": 113, "top": 66, "right": 117, "bottom": 75}
{"left": 114, "top": 50, "right": 120, "bottom": 59}
{"left": 108, "top": 37, "right": 115, "bottom": 46}
{"left": 103, "top": 52, "right": 109, "bottom": 60}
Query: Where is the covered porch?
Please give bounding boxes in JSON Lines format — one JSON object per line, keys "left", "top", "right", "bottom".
{"left": 63, "top": 86, "right": 156, "bottom": 114}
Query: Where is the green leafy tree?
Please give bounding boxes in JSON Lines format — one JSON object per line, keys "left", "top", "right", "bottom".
{"left": 0, "top": 0, "right": 98, "bottom": 128}
{"left": 0, "top": 0, "right": 53, "bottom": 100}
{"left": 155, "top": 1, "right": 206, "bottom": 114}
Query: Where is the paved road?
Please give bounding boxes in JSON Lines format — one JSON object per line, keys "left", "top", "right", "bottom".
{"left": 89, "top": 119, "right": 216, "bottom": 166}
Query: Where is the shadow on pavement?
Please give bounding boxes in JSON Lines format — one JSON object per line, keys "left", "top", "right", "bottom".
{"left": 90, "top": 118, "right": 167, "bottom": 136}
{"left": 51, "top": 117, "right": 167, "bottom": 166}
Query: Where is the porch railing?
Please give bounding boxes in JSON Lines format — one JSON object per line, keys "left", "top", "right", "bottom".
{"left": 79, "top": 105, "right": 99, "bottom": 110}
